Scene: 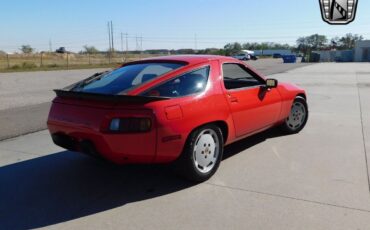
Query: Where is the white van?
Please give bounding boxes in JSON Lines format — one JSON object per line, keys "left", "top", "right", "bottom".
{"left": 232, "top": 50, "right": 257, "bottom": 61}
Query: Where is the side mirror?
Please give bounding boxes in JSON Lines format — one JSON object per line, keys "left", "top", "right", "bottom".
{"left": 266, "top": 78, "right": 278, "bottom": 88}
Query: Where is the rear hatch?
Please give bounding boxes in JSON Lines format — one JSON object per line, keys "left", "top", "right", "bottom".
{"left": 47, "top": 90, "right": 168, "bottom": 163}
{"left": 48, "top": 90, "right": 167, "bottom": 131}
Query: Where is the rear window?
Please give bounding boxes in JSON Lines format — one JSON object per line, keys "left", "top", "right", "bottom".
{"left": 71, "top": 62, "right": 185, "bottom": 94}
{"left": 142, "top": 66, "right": 210, "bottom": 98}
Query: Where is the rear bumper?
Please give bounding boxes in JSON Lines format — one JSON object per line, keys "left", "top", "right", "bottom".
{"left": 48, "top": 121, "right": 157, "bottom": 164}
{"left": 51, "top": 133, "right": 101, "bottom": 158}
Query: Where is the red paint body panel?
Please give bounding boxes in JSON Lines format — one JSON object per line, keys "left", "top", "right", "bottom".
{"left": 47, "top": 55, "right": 306, "bottom": 164}
{"left": 48, "top": 101, "right": 157, "bottom": 163}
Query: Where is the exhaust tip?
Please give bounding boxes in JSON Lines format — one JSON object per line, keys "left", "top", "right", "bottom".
{"left": 79, "top": 140, "right": 101, "bottom": 158}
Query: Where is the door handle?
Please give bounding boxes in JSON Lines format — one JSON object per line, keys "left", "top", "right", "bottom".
{"left": 227, "top": 93, "right": 239, "bottom": 103}
{"left": 228, "top": 95, "right": 238, "bottom": 103}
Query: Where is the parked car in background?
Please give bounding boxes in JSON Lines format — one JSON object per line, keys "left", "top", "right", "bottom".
{"left": 56, "top": 47, "right": 67, "bottom": 54}
{"left": 233, "top": 50, "right": 258, "bottom": 61}
{"left": 47, "top": 55, "right": 308, "bottom": 182}
{"left": 233, "top": 53, "right": 251, "bottom": 61}
{"left": 250, "top": 54, "right": 258, "bottom": 60}
{"left": 233, "top": 52, "right": 258, "bottom": 61}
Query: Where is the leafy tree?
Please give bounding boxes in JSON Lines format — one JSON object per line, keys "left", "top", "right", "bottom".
{"left": 176, "top": 49, "right": 196, "bottom": 54}
{"left": 20, "top": 45, "right": 34, "bottom": 54}
{"left": 145, "top": 49, "right": 170, "bottom": 54}
{"left": 242, "top": 42, "right": 291, "bottom": 50}
{"left": 296, "top": 34, "right": 328, "bottom": 57}
{"left": 339, "top": 33, "right": 363, "bottom": 49}
{"left": 199, "top": 48, "right": 225, "bottom": 55}
{"left": 296, "top": 37, "right": 310, "bottom": 56}
{"left": 83, "top": 45, "right": 99, "bottom": 54}
{"left": 223, "top": 42, "right": 242, "bottom": 56}
{"left": 307, "top": 34, "right": 328, "bottom": 50}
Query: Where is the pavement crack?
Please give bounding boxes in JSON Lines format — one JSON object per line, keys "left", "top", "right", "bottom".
{"left": 355, "top": 72, "right": 370, "bottom": 196}
{"left": 205, "top": 182, "right": 370, "bottom": 214}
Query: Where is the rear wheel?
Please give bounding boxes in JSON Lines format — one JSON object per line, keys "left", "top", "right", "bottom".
{"left": 174, "top": 124, "right": 223, "bottom": 182}
{"left": 280, "top": 96, "right": 308, "bottom": 134}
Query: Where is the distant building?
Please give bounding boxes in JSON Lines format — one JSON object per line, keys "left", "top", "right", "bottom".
{"left": 312, "top": 50, "right": 354, "bottom": 62}
{"left": 354, "top": 40, "right": 370, "bottom": 62}
{"left": 253, "top": 49, "right": 292, "bottom": 56}
{"left": 312, "top": 40, "right": 370, "bottom": 62}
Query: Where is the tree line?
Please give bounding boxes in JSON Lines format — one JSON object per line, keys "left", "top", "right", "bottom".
{"left": 2, "top": 33, "right": 364, "bottom": 56}
{"left": 295, "top": 33, "right": 363, "bottom": 57}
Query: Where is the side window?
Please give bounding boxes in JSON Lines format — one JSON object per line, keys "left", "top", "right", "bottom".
{"left": 222, "top": 63, "right": 263, "bottom": 90}
{"left": 142, "top": 66, "right": 210, "bottom": 97}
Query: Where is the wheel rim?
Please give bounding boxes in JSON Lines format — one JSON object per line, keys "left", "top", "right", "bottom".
{"left": 193, "top": 129, "right": 220, "bottom": 174}
{"left": 286, "top": 101, "right": 306, "bottom": 130}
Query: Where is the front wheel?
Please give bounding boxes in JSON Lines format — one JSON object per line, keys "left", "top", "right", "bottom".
{"left": 280, "top": 96, "right": 308, "bottom": 134}
{"left": 173, "top": 124, "right": 223, "bottom": 182}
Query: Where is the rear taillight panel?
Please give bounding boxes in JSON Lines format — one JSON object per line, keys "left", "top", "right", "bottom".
{"left": 105, "top": 117, "right": 152, "bottom": 133}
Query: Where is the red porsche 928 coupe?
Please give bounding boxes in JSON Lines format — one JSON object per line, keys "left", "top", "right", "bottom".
{"left": 47, "top": 55, "right": 308, "bottom": 181}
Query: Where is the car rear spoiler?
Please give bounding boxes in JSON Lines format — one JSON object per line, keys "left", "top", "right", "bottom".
{"left": 54, "top": 89, "right": 170, "bottom": 103}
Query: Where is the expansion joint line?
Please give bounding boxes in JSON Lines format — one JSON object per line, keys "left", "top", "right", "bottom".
{"left": 355, "top": 72, "right": 370, "bottom": 195}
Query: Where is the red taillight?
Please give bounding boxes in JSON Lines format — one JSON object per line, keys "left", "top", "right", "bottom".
{"left": 108, "top": 118, "right": 152, "bottom": 133}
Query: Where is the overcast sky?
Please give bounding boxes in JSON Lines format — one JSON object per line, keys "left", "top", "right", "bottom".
{"left": 1, "top": 0, "right": 369, "bottom": 53}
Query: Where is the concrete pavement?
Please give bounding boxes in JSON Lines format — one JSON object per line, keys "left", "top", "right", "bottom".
{"left": 1, "top": 62, "right": 370, "bottom": 229}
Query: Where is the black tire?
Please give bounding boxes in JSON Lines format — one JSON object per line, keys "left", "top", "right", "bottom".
{"left": 173, "top": 124, "right": 224, "bottom": 182}
{"left": 280, "top": 96, "right": 308, "bottom": 134}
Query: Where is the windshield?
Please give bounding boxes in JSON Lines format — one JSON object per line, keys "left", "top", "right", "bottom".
{"left": 71, "top": 62, "right": 185, "bottom": 94}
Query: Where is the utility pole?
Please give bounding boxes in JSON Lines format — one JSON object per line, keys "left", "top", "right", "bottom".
{"left": 121, "top": 32, "right": 129, "bottom": 59}
{"left": 108, "top": 22, "right": 112, "bottom": 64}
{"left": 140, "top": 35, "right": 143, "bottom": 52}
{"left": 110, "top": 21, "right": 114, "bottom": 52}
{"left": 6, "top": 54, "right": 10, "bottom": 69}
{"left": 120, "top": 32, "right": 123, "bottom": 55}
{"left": 135, "top": 35, "right": 138, "bottom": 51}
{"left": 125, "top": 33, "right": 128, "bottom": 56}
{"left": 40, "top": 52, "right": 43, "bottom": 67}
{"left": 49, "top": 39, "right": 52, "bottom": 52}
{"left": 66, "top": 53, "right": 69, "bottom": 69}
{"left": 194, "top": 33, "right": 198, "bottom": 52}
{"left": 107, "top": 22, "right": 111, "bottom": 52}
{"left": 135, "top": 35, "right": 143, "bottom": 59}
